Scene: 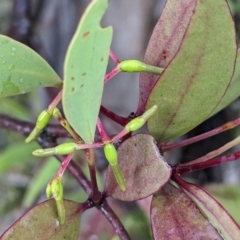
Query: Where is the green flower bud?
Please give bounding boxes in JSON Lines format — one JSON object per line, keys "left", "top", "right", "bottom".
{"left": 119, "top": 60, "right": 147, "bottom": 72}
{"left": 25, "top": 109, "right": 51, "bottom": 143}
{"left": 126, "top": 117, "right": 145, "bottom": 132}
{"left": 46, "top": 177, "right": 65, "bottom": 225}
{"left": 52, "top": 107, "right": 61, "bottom": 118}
{"left": 36, "top": 110, "right": 51, "bottom": 129}
{"left": 32, "top": 142, "right": 76, "bottom": 157}
{"left": 126, "top": 105, "right": 158, "bottom": 132}
{"left": 104, "top": 143, "right": 126, "bottom": 191}
{"left": 55, "top": 142, "right": 76, "bottom": 155}
{"left": 104, "top": 143, "right": 118, "bottom": 165}
{"left": 46, "top": 183, "right": 52, "bottom": 199}
{"left": 51, "top": 177, "right": 63, "bottom": 201}
{"left": 111, "top": 164, "right": 126, "bottom": 191}
{"left": 119, "top": 60, "right": 164, "bottom": 75}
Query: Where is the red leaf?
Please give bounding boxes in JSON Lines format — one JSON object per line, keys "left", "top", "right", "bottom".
{"left": 105, "top": 134, "right": 171, "bottom": 201}
{"left": 1, "top": 199, "right": 81, "bottom": 240}
{"left": 151, "top": 183, "right": 222, "bottom": 240}
{"left": 176, "top": 175, "right": 240, "bottom": 239}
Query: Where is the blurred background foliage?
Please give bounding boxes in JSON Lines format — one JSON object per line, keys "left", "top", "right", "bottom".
{"left": 0, "top": 0, "right": 240, "bottom": 239}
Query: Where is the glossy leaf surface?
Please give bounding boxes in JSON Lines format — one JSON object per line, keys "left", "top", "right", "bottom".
{"left": 146, "top": 0, "right": 236, "bottom": 141}
{"left": 151, "top": 183, "right": 221, "bottom": 240}
{"left": 1, "top": 199, "right": 81, "bottom": 240}
{"left": 63, "top": 0, "right": 112, "bottom": 142}
{"left": 105, "top": 134, "right": 171, "bottom": 201}
{"left": 138, "top": 0, "right": 197, "bottom": 114}
{"left": 0, "top": 35, "right": 62, "bottom": 98}
{"left": 211, "top": 48, "right": 240, "bottom": 116}
{"left": 177, "top": 176, "right": 240, "bottom": 240}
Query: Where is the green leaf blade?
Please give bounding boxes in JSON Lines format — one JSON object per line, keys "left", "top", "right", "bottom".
{"left": 211, "top": 48, "right": 240, "bottom": 116}
{"left": 146, "top": 0, "right": 237, "bottom": 142}
{"left": 0, "top": 35, "right": 62, "bottom": 97}
{"left": 63, "top": 0, "right": 113, "bottom": 142}
{"left": 138, "top": 0, "right": 197, "bottom": 114}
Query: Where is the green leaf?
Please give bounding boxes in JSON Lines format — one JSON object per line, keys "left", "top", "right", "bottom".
{"left": 105, "top": 134, "right": 171, "bottom": 201}
{"left": 211, "top": 48, "right": 240, "bottom": 116}
{"left": 146, "top": 0, "right": 236, "bottom": 141}
{"left": 0, "top": 35, "right": 62, "bottom": 98}
{"left": 63, "top": 0, "right": 112, "bottom": 142}
{"left": 177, "top": 177, "right": 240, "bottom": 239}
{"left": 0, "top": 97, "right": 29, "bottom": 120}
{"left": 138, "top": 0, "right": 197, "bottom": 114}
{"left": 151, "top": 183, "right": 222, "bottom": 239}
{"left": 0, "top": 199, "right": 81, "bottom": 240}
{"left": 0, "top": 142, "right": 39, "bottom": 173}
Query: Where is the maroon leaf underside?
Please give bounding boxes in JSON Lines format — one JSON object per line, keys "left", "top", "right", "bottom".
{"left": 138, "top": 0, "right": 197, "bottom": 114}
{"left": 105, "top": 134, "right": 171, "bottom": 201}
{"left": 176, "top": 176, "right": 240, "bottom": 239}
{"left": 151, "top": 183, "right": 222, "bottom": 240}
{"left": 1, "top": 199, "right": 81, "bottom": 240}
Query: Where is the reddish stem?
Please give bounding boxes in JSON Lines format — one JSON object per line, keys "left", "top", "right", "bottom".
{"left": 109, "top": 49, "right": 120, "bottom": 63}
{"left": 98, "top": 200, "right": 131, "bottom": 240}
{"left": 100, "top": 105, "right": 129, "bottom": 127}
{"left": 57, "top": 152, "right": 75, "bottom": 177}
{"left": 161, "top": 117, "right": 240, "bottom": 152}
{"left": 104, "top": 66, "right": 120, "bottom": 83}
{"left": 86, "top": 149, "right": 101, "bottom": 202}
{"left": 48, "top": 90, "right": 62, "bottom": 112}
{"left": 97, "top": 118, "right": 110, "bottom": 142}
{"left": 174, "top": 151, "right": 240, "bottom": 175}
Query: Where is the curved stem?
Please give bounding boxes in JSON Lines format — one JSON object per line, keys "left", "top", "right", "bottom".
{"left": 98, "top": 200, "right": 131, "bottom": 240}
{"left": 181, "top": 135, "right": 240, "bottom": 167}
{"left": 175, "top": 151, "right": 240, "bottom": 175}
{"left": 162, "top": 116, "right": 240, "bottom": 152}
{"left": 100, "top": 105, "right": 129, "bottom": 127}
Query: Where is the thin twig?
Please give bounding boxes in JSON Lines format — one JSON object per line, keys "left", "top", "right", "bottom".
{"left": 0, "top": 114, "right": 68, "bottom": 138}
{"left": 162, "top": 116, "right": 240, "bottom": 152}
{"left": 0, "top": 114, "right": 92, "bottom": 195}
{"left": 98, "top": 200, "right": 131, "bottom": 240}
{"left": 174, "top": 151, "right": 240, "bottom": 175}
{"left": 100, "top": 105, "right": 129, "bottom": 127}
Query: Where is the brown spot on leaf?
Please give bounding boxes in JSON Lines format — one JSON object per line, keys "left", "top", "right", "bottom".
{"left": 82, "top": 72, "right": 86, "bottom": 76}
{"left": 82, "top": 32, "right": 90, "bottom": 38}
{"left": 71, "top": 77, "right": 75, "bottom": 80}
{"left": 80, "top": 84, "right": 84, "bottom": 88}
{"left": 162, "top": 50, "right": 167, "bottom": 60}
{"left": 100, "top": 57, "right": 104, "bottom": 62}
{"left": 71, "top": 87, "right": 75, "bottom": 92}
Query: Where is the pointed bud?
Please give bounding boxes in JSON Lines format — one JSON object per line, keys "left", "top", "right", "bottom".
{"left": 126, "top": 105, "right": 158, "bottom": 132}
{"left": 32, "top": 142, "right": 77, "bottom": 157}
{"left": 25, "top": 109, "right": 51, "bottom": 143}
{"left": 104, "top": 143, "right": 126, "bottom": 191}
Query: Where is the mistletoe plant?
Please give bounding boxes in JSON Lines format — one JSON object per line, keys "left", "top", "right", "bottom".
{"left": 1, "top": 0, "right": 240, "bottom": 239}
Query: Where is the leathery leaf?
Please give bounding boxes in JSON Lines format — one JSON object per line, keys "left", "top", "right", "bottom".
{"left": 0, "top": 35, "right": 62, "bottom": 98}
{"left": 146, "top": 0, "right": 236, "bottom": 142}
{"left": 63, "top": 0, "right": 113, "bottom": 142}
